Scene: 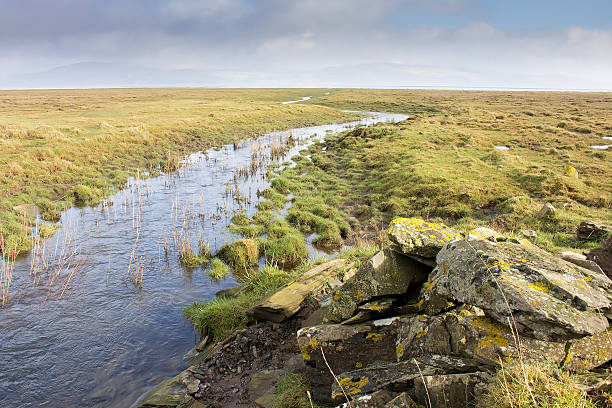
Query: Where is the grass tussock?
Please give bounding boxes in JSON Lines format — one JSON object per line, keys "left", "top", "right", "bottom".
{"left": 216, "top": 239, "right": 259, "bottom": 272}
{"left": 481, "top": 362, "right": 598, "bottom": 408}
{"left": 183, "top": 265, "right": 296, "bottom": 341}
{"left": 273, "top": 374, "right": 318, "bottom": 408}
{"left": 208, "top": 258, "right": 230, "bottom": 281}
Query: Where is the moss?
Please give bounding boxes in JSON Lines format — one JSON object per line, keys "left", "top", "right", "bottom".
{"left": 228, "top": 223, "right": 265, "bottom": 238}
{"left": 252, "top": 210, "right": 275, "bottom": 226}
{"left": 217, "top": 239, "right": 259, "bottom": 271}
{"left": 230, "top": 212, "right": 251, "bottom": 226}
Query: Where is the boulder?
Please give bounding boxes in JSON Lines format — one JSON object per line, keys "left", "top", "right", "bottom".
{"left": 133, "top": 371, "right": 187, "bottom": 407}
{"left": 248, "top": 259, "right": 348, "bottom": 322}
{"left": 577, "top": 221, "right": 612, "bottom": 241}
{"left": 413, "top": 372, "right": 490, "bottom": 408}
{"left": 559, "top": 251, "right": 605, "bottom": 274}
{"left": 327, "top": 249, "right": 430, "bottom": 322}
{"left": 388, "top": 217, "right": 462, "bottom": 258}
{"left": 537, "top": 202, "right": 556, "bottom": 218}
{"left": 588, "top": 236, "right": 612, "bottom": 278}
{"left": 248, "top": 369, "right": 284, "bottom": 408}
{"left": 330, "top": 355, "right": 482, "bottom": 403}
{"left": 427, "top": 238, "right": 612, "bottom": 341}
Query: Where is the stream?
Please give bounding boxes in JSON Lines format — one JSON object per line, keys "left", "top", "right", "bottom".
{"left": 0, "top": 111, "right": 407, "bottom": 408}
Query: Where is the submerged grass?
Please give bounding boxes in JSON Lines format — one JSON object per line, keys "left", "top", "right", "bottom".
{"left": 0, "top": 88, "right": 358, "bottom": 254}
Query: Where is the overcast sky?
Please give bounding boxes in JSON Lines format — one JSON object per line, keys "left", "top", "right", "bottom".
{"left": 1, "top": 0, "right": 611, "bottom": 89}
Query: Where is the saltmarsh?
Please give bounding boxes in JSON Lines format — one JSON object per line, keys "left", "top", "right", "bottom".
{"left": 274, "top": 89, "right": 612, "bottom": 254}
{"left": 0, "top": 88, "right": 358, "bottom": 253}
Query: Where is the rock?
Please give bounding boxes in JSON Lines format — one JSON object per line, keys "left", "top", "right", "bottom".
{"left": 297, "top": 318, "right": 400, "bottom": 374}
{"left": 577, "top": 221, "right": 612, "bottom": 241}
{"left": 565, "top": 165, "right": 579, "bottom": 177}
{"left": 195, "top": 335, "right": 209, "bottom": 352}
{"left": 388, "top": 217, "right": 462, "bottom": 258}
{"left": 537, "top": 202, "right": 556, "bottom": 218}
{"left": 215, "top": 285, "right": 243, "bottom": 298}
{"left": 248, "top": 370, "right": 284, "bottom": 408}
{"left": 336, "top": 390, "right": 403, "bottom": 408}
{"left": 330, "top": 355, "right": 482, "bottom": 402}
{"left": 468, "top": 227, "right": 502, "bottom": 241}
{"left": 428, "top": 238, "right": 612, "bottom": 341}
{"left": 559, "top": 251, "right": 605, "bottom": 274}
{"left": 413, "top": 372, "right": 490, "bottom": 408}
{"left": 248, "top": 259, "right": 348, "bottom": 323}
{"left": 395, "top": 307, "right": 612, "bottom": 373}
{"left": 588, "top": 236, "right": 612, "bottom": 278}
{"left": 133, "top": 372, "right": 186, "bottom": 407}
{"left": 327, "top": 249, "right": 430, "bottom": 322}
{"left": 522, "top": 229, "right": 537, "bottom": 238}
{"left": 12, "top": 204, "right": 40, "bottom": 217}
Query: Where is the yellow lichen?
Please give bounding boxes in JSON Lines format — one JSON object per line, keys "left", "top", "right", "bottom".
{"left": 309, "top": 337, "right": 318, "bottom": 348}
{"left": 332, "top": 376, "right": 369, "bottom": 398}
{"left": 366, "top": 333, "right": 383, "bottom": 343}
{"left": 355, "top": 362, "right": 363, "bottom": 368}
{"left": 300, "top": 344, "right": 311, "bottom": 360}
{"left": 528, "top": 281, "right": 550, "bottom": 292}
{"left": 415, "top": 330, "right": 428, "bottom": 339}
{"left": 396, "top": 343, "right": 404, "bottom": 359}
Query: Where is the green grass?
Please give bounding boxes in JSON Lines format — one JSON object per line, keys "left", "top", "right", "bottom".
{"left": 481, "top": 362, "right": 598, "bottom": 408}
{"left": 269, "top": 90, "right": 612, "bottom": 253}
{"left": 208, "top": 258, "right": 230, "bottom": 281}
{"left": 259, "top": 233, "right": 309, "bottom": 270}
{"left": 0, "top": 88, "right": 359, "bottom": 254}
{"left": 273, "top": 374, "right": 321, "bottom": 408}
{"left": 183, "top": 265, "right": 296, "bottom": 341}
{"left": 216, "top": 239, "right": 259, "bottom": 272}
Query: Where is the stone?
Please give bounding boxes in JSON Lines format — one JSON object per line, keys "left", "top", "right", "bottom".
{"left": 537, "top": 202, "right": 556, "bottom": 218}
{"left": 588, "top": 236, "right": 612, "bottom": 278}
{"left": 413, "top": 372, "right": 490, "bottom": 408}
{"left": 559, "top": 251, "right": 605, "bottom": 274}
{"left": 428, "top": 238, "right": 612, "bottom": 341}
{"left": 195, "top": 335, "right": 209, "bottom": 352}
{"left": 133, "top": 372, "right": 186, "bottom": 407}
{"left": 215, "top": 285, "right": 243, "bottom": 298}
{"left": 577, "top": 221, "right": 612, "bottom": 241}
{"left": 565, "top": 165, "right": 579, "bottom": 177}
{"left": 297, "top": 317, "right": 400, "bottom": 374}
{"left": 388, "top": 217, "right": 462, "bottom": 258}
{"left": 248, "top": 370, "right": 285, "bottom": 408}
{"left": 468, "top": 227, "right": 503, "bottom": 241}
{"left": 327, "top": 249, "right": 430, "bottom": 322}
{"left": 248, "top": 259, "right": 348, "bottom": 322}
{"left": 330, "top": 355, "right": 482, "bottom": 402}
{"left": 522, "top": 229, "right": 537, "bottom": 238}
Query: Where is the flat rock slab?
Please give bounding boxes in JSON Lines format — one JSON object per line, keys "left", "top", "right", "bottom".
{"left": 428, "top": 238, "right": 612, "bottom": 341}
{"left": 388, "top": 217, "right": 462, "bottom": 258}
{"left": 327, "top": 249, "right": 430, "bottom": 322}
{"left": 248, "top": 258, "right": 348, "bottom": 323}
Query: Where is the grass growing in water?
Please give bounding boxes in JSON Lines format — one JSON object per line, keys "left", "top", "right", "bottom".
{"left": 208, "top": 258, "right": 230, "bottom": 281}
{"left": 0, "top": 88, "right": 359, "bottom": 254}
{"left": 216, "top": 239, "right": 259, "bottom": 272}
{"left": 183, "top": 265, "right": 296, "bottom": 341}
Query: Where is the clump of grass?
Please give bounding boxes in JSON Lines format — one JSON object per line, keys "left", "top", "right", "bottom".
{"left": 183, "top": 265, "right": 296, "bottom": 341}
{"left": 253, "top": 210, "right": 275, "bottom": 226}
{"left": 217, "top": 239, "right": 259, "bottom": 271}
{"left": 73, "top": 184, "right": 103, "bottom": 207}
{"left": 37, "top": 224, "right": 61, "bottom": 240}
{"left": 208, "top": 258, "right": 230, "bottom": 281}
{"left": 481, "top": 362, "right": 597, "bottom": 408}
{"left": 230, "top": 212, "right": 251, "bottom": 226}
{"left": 179, "top": 239, "right": 212, "bottom": 267}
{"left": 260, "top": 234, "right": 309, "bottom": 270}
{"left": 228, "top": 223, "right": 265, "bottom": 239}
{"left": 273, "top": 374, "right": 316, "bottom": 408}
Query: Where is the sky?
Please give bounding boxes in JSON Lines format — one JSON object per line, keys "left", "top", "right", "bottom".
{"left": 1, "top": 0, "right": 611, "bottom": 89}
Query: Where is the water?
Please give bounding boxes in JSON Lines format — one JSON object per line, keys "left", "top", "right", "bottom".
{"left": 0, "top": 111, "right": 407, "bottom": 408}
{"left": 281, "top": 96, "right": 311, "bottom": 104}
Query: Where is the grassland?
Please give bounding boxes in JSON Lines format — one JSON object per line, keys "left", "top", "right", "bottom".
{"left": 273, "top": 89, "right": 611, "bottom": 254}
{"left": 0, "top": 88, "right": 358, "bottom": 252}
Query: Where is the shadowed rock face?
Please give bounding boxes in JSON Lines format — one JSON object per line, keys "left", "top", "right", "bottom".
{"left": 326, "top": 248, "right": 431, "bottom": 323}
{"left": 427, "top": 238, "right": 612, "bottom": 341}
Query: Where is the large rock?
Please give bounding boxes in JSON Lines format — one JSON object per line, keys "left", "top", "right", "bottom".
{"left": 559, "top": 251, "right": 605, "bottom": 274}
{"left": 577, "top": 221, "right": 612, "bottom": 241}
{"left": 395, "top": 306, "right": 612, "bottom": 373}
{"left": 588, "top": 236, "right": 612, "bottom": 278}
{"left": 248, "top": 259, "right": 348, "bottom": 322}
{"left": 388, "top": 217, "right": 462, "bottom": 258}
{"left": 330, "top": 355, "right": 482, "bottom": 403}
{"left": 327, "top": 249, "right": 430, "bottom": 322}
{"left": 427, "top": 238, "right": 612, "bottom": 341}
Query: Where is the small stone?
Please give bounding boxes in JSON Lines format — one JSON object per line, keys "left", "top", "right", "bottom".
{"left": 537, "top": 203, "right": 556, "bottom": 218}
{"left": 522, "top": 229, "right": 537, "bottom": 238}
{"left": 565, "top": 165, "right": 579, "bottom": 178}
